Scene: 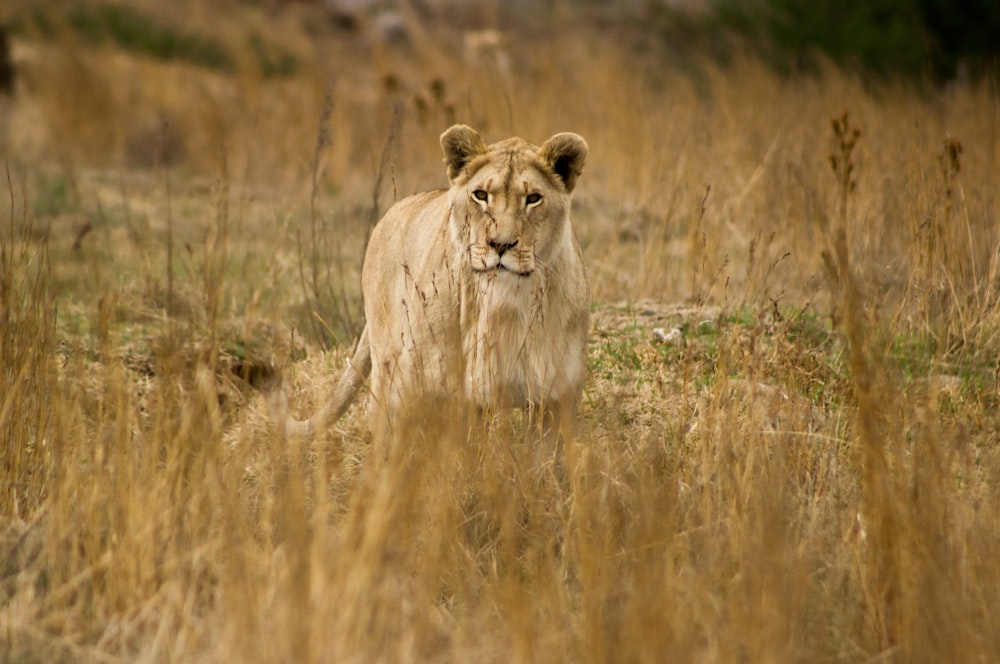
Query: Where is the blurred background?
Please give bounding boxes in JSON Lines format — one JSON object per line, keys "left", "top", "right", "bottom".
{"left": 2, "top": 0, "right": 997, "bottom": 171}
{"left": 1, "top": 0, "right": 998, "bottom": 346}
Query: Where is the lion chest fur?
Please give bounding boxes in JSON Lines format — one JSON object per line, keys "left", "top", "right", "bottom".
{"left": 461, "top": 248, "right": 588, "bottom": 409}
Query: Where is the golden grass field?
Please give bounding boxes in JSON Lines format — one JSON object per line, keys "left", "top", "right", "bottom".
{"left": 2, "top": 2, "right": 1000, "bottom": 661}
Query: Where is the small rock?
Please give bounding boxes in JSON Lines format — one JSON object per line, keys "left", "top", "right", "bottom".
{"left": 652, "top": 327, "right": 683, "bottom": 345}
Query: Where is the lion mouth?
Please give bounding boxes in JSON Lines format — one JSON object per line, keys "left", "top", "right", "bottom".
{"left": 472, "top": 264, "right": 532, "bottom": 278}
{"left": 470, "top": 251, "right": 534, "bottom": 277}
{"left": 498, "top": 264, "right": 532, "bottom": 277}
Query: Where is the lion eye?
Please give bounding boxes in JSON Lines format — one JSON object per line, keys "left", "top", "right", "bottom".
{"left": 525, "top": 193, "right": 542, "bottom": 205}
{"left": 472, "top": 189, "right": 489, "bottom": 202}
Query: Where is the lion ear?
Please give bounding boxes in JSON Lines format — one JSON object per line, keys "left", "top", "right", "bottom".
{"left": 538, "top": 132, "right": 588, "bottom": 193}
{"left": 440, "top": 125, "right": 487, "bottom": 182}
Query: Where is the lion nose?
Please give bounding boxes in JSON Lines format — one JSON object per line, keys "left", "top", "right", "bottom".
{"left": 488, "top": 238, "right": 518, "bottom": 256}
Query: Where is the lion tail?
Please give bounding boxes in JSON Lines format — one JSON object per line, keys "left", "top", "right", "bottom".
{"left": 271, "top": 324, "right": 372, "bottom": 441}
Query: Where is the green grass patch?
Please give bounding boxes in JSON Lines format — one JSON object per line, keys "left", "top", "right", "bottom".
{"left": 66, "top": 4, "right": 233, "bottom": 70}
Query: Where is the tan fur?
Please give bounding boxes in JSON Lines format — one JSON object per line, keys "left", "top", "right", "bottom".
{"left": 280, "top": 125, "right": 590, "bottom": 453}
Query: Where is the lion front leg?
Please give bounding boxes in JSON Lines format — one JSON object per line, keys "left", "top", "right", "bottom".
{"left": 527, "top": 400, "right": 576, "bottom": 478}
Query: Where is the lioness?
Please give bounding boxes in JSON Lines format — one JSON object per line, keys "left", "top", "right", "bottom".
{"left": 282, "top": 124, "right": 589, "bottom": 457}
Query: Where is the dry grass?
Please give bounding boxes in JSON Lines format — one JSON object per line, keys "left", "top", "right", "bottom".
{"left": 2, "top": 3, "right": 1000, "bottom": 662}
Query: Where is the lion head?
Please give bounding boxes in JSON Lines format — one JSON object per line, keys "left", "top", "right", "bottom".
{"left": 441, "top": 125, "right": 588, "bottom": 278}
